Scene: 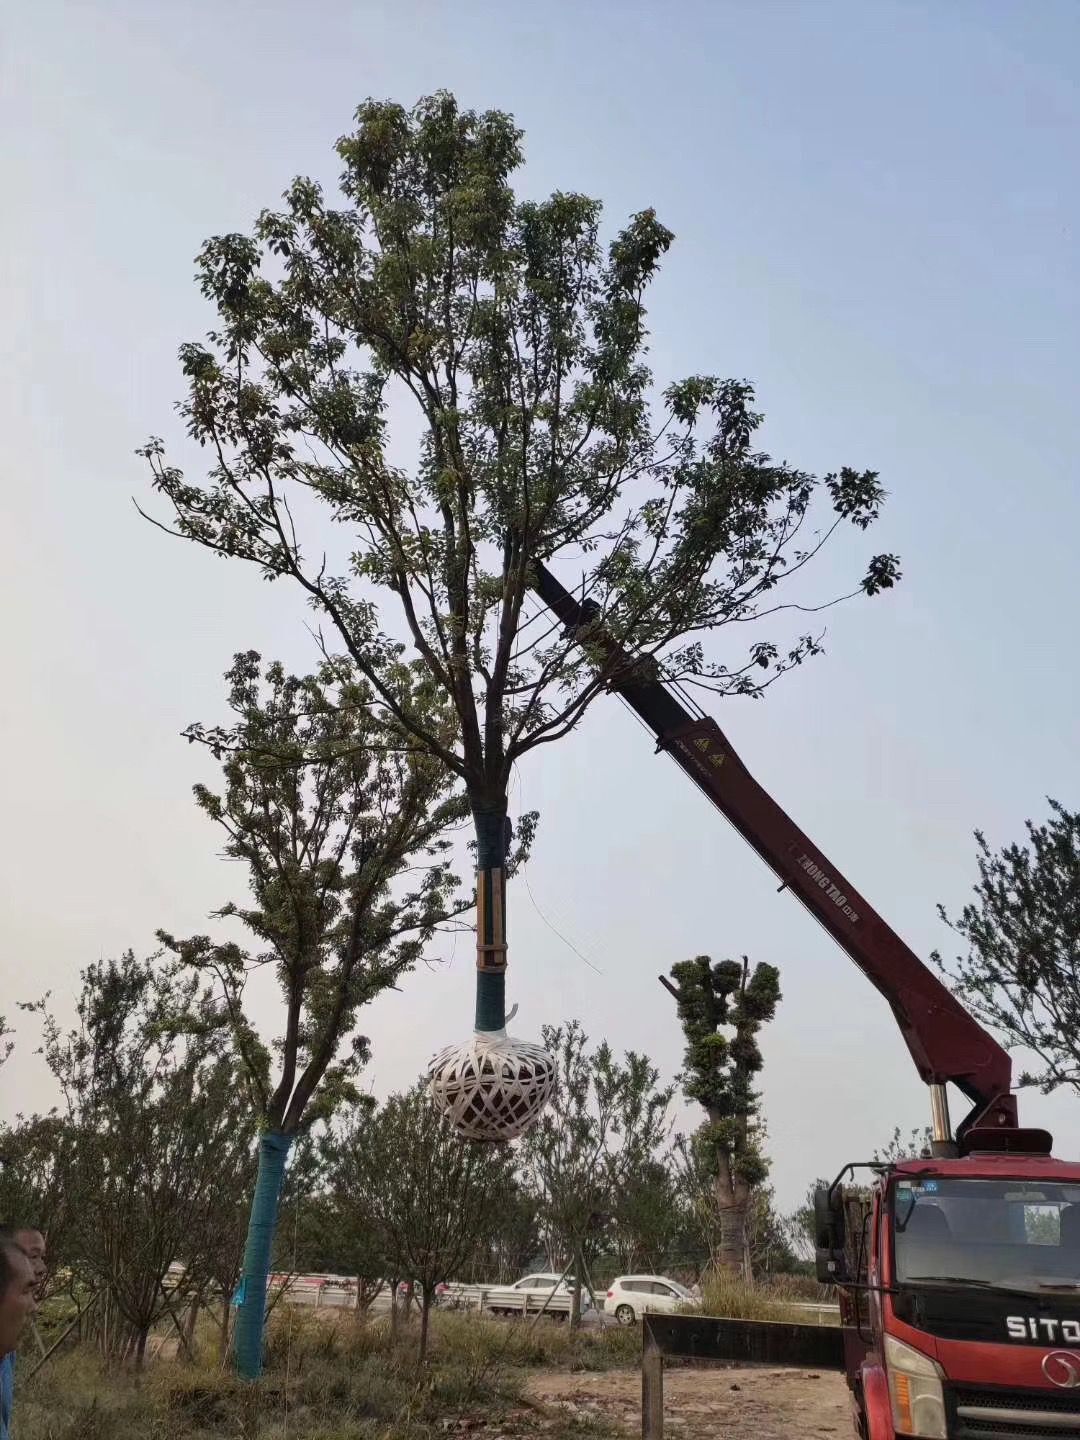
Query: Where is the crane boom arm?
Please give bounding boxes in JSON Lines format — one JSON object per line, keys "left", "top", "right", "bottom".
{"left": 531, "top": 561, "right": 1016, "bottom": 1138}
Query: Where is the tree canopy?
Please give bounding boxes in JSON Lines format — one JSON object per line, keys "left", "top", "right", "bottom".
{"left": 162, "top": 651, "right": 466, "bottom": 1136}
{"left": 519, "top": 1020, "right": 673, "bottom": 1324}
{"left": 142, "top": 92, "right": 897, "bottom": 790}
{"left": 329, "top": 1083, "right": 517, "bottom": 1359}
{"left": 31, "top": 953, "right": 257, "bottom": 1365}
{"left": 142, "top": 90, "right": 899, "bottom": 1042}
{"left": 668, "top": 954, "right": 781, "bottom": 1276}
{"left": 935, "top": 799, "right": 1080, "bottom": 1095}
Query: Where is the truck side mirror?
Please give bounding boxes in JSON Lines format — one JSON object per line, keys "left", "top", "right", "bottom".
{"left": 814, "top": 1183, "right": 850, "bottom": 1285}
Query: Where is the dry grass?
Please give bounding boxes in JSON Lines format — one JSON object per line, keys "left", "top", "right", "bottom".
{"left": 14, "top": 1308, "right": 634, "bottom": 1440}
{"left": 694, "top": 1273, "right": 839, "bottom": 1327}
{"left": 14, "top": 1283, "right": 837, "bottom": 1437}
{"left": 429, "top": 1310, "right": 640, "bottom": 1371}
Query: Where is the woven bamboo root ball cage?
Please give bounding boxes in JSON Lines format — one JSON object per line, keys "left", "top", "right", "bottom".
{"left": 428, "top": 812, "right": 556, "bottom": 1141}
{"left": 428, "top": 1028, "right": 557, "bottom": 1142}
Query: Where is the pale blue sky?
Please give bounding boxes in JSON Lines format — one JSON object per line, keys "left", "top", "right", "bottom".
{"left": 2, "top": 1, "right": 1078, "bottom": 1210}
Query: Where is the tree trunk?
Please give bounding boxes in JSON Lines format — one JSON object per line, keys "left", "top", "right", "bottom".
{"left": 713, "top": 1152, "right": 751, "bottom": 1280}
{"left": 183, "top": 1293, "right": 201, "bottom": 1354}
{"left": 389, "top": 1278, "right": 400, "bottom": 1339}
{"left": 133, "top": 1325, "right": 149, "bottom": 1370}
{"left": 418, "top": 1291, "right": 433, "bottom": 1364}
{"left": 355, "top": 1277, "right": 381, "bottom": 1319}
{"left": 569, "top": 1245, "right": 583, "bottom": 1331}
{"left": 714, "top": 1196, "right": 750, "bottom": 1277}
{"left": 233, "top": 1130, "right": 294, "bottom": 1380}
{"left": 473, "top": 804, "right": 510, "bottom": 1033}
{"left": 219, "top": 1297, "right": 231, "bottom": 1365}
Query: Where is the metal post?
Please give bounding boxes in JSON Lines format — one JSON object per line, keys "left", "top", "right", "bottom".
{"left": 642, "top": 1323, "right": 664, "bottom": 1440}
{"left": 929, "top": 1083, "right": 958, "bottom": 1158}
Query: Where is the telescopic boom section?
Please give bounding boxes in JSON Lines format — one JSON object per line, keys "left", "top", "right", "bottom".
{"left": 531, "top": 561, "right": 1016, "bottom": 1139}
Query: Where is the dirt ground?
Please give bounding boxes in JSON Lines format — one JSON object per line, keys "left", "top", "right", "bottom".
{"left": 526, "top": 1364, "right": 851, "bottom": 1438}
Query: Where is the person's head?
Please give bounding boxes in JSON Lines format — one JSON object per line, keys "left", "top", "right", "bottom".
{"left": 0, "top": 1242, "right": 36, "bottom": 1356}
{"left": 0, "top": 1224, "right": 46, "bottom": 1290}
{"left": 13, "top": 1229, "right": 46, "bottom": 1287}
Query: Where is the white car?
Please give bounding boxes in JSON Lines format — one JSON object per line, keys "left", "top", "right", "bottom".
{"left": 441, "top": 1272, "right": 590, "bottom": 1316}
{"left": 604, "top": 1274, "right": 697, "bottom": 1325}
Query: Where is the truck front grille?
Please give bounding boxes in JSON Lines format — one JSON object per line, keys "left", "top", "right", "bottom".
{"left": 951, "top": 1385, "right": 1080, "bottom": 1440}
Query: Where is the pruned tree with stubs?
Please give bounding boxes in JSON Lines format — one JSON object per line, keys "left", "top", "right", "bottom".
{"left": 140, "top": 90, "right": 898, "bottom": 1140}
{"left": 159, "top": 652, "right": 467, "bottom": 1378}
{"left": 666, "top": 954, "right": 780, "bottom": 1278}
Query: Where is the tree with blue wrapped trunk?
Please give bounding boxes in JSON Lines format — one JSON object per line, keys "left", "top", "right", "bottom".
{"left": 142, "top": 91, "right": 897, "bottom": 1139}
{"left": 160, "top": 653, "right": 467, "bottom": 1378}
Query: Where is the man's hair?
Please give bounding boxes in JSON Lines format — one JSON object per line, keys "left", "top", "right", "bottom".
{"left": 0, "top": 1224, "right": 39, "bottom": 1244}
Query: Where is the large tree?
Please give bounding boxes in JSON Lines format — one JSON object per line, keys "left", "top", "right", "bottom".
{"left": 141, "top": 90, "right": 898, "bottom": 1054}
{"left": 935, "top": 800, "right": 1080, "bottom": 1095}
{"left": 666, "top": 955, "right": 780, "bottom": 1277}
{"left": 160, "top": 653, "right": 466, "bottom": 1378}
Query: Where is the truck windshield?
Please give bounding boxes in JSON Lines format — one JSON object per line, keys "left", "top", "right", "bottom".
{"left": 892, "top": 1177, "right": 1080, "bottom": 1293}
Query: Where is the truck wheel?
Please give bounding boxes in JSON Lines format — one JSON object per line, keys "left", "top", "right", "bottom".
{"left": 615, "top": 1304, "right": 636, "bottom": 1326}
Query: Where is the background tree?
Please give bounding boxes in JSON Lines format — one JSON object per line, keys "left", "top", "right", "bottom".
{"left": 457, "top": 1177, "right": 541, "bottom": 1284}
{"left": 196, "top": 1189, "right": 255, "bottom": 1363}
{"left": 142, "top": 89, "right": 898, "bottom": 1054}
{"left": 745, "top": 1185, "right": 803, "bottom": 1278}
{"left": 520, "top": 1021, "right": 673, "bottom": 1327}
{"left": 0, "top": 1113, "right": 77, "bottom": 1298}
{"left": 873, "top": 1126, "right": 932, "bottom": 1163}
{"left": 160, "top": 653, "right": 465, "bottom": 1378}
{"left": 33, "top": 954, "right": 256, "bottom": 1366}
{"left": 789, "top": 1180, "right": 827, "bottom": 1268}
{"left": 303, "top": 1099, "right": 388, "bottom": 1317}
{"left": 336, "top": 1083, "right": 517, "bottom": 1361}
{"left": 935, "top": 799, "right": 1080, "bottom": 1095}
{"left": 666, "top": 955, "right": 781, "bottom": 1277}
{"left": 293, "top": 1191, "right": 387, "bottom": 1317}
{"left": 608, "top": 1157, "right": 682, "bottom": 1276}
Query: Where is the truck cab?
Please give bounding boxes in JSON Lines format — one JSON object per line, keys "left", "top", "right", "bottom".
{"left": 819, "top": 1151, "right": 1080, "bottom": 1439}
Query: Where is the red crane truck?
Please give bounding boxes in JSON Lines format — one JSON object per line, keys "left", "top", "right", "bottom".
{"left": 532, "top": 559, "right": 1080, "bottom": 1440}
